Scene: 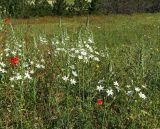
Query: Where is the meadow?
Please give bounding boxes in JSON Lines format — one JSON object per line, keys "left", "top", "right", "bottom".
{"left": 0, "top": 14, "right": 160, "bottom": 129}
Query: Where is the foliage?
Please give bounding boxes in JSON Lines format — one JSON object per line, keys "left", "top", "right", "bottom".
{"left": 52, "top": 0, "right": 68, "bottom": 16}
{"left": 1, "top": 0, "right": 160, "bottom": 17}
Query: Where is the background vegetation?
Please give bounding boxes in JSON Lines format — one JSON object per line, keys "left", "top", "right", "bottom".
{"left": 0, "top": 0, "right": 160, "bottom": 18}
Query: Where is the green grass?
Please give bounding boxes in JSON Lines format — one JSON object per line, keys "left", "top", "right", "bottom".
{"left": 0, "top": 14, "right": 160, "bottom": 128}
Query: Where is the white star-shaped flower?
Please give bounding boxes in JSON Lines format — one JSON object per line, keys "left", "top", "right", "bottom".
{"left": 0, "top": 62, "right": 6, "bottom": 67}
{"left": 96, "top": 85, "right": 104, "bottom": 92}
{"left": 16, "top": 74, "right": 22, "bottom": 80}
{"left": 62, "top": 76, "right": 69, "bottom": 82}
{"left": 70, "top": 79, "right": 76, "bottom": 85}
{"left": 139, "top": 92, "right": 146, "bottom": 99}
{"left": 114, "top": 81, "right": 119, "bottom": 86}
{"left": 78, "top": 55, "right": 83, "bottom": 60}
{"left": 81, "top": 51, "right": 87, "bottom": 56}
{"left": 24, "top": 72, "right": 32, "bottom": 80}
{"left": 135, "top": 87, "right": 141, "bottom": 92}
{"left": 106, "top": 89, "right": 113, "bottom": 96}
{"left": 9, "top": 77, "right": 15, "bottom": 81}
{"left": 72, "top": 71, "right": 78, "bottom": 77}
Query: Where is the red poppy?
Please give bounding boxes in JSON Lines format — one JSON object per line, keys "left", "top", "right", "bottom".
{"left": 9, "top": 57, "right": 19, "bottom": 65}
{"left": 4, "top": 18, "right": 11, "bottom": 25}
{"left": 97, "top": 99, "right": 103, "bottom": 105}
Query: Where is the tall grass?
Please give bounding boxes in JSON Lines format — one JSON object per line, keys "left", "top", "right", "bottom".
{"left": 0, "top": 15, "right": 159, "bottom": 128}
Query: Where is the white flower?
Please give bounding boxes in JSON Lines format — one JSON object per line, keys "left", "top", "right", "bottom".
{"left": 23, "top": 63, "right": 29, "bottom": 68}
{"left": 72, "top": 71, "right": 78, "bottom": 77}
{"left": 96, "top": 85, "right": 104, "bottom": 92}
{"left": 75, "top": 50, "right": 79, "bottom": 54}
{"left": 9, "top": 77, "right": 15, "bottom": 81}
{"left": 70, "top": 78, "right": 76, "bottom": 85}
{"left": 114, "top": 81, "right": 119, "bottom": 86}
{"left": 115, "top": 86, "right": 120, "bottom": 92}
{"left": 12, "top": 51, "right": 16, "bottom": 56}
{"left": 40, "top": 65, "right": 45, "bottom": 69}
{"left": 0, "top": 68, "right": 7, "bottom": 73}
{"left": 41, "top": 59, "right": 45, "bottom": 63}
{"left": 142, "top": 84, "right": 147, "bottom": 89}
{"left": 126, "top": 85, "right": 131, "bottom": 88}
{"left": 36, "top": 64, "right": 41, "bottom": 68}
{"left": 4, "top": 48, "right": 10, "bottom": 52}
{"left": 89, "top": 54, "right": 94, "bottom": 59}
{"left": 62, "top": 76, "right": 69, "bottom": 82}
{"left": 95, "top": 51, "right": 100, "bottom": 55}
{"left": 11, "top": 85, "right": 14, "bottom": 88}
{"left": 135, "top": 87, "right": 141, "bottom": 92}
{"left": 106, "top": 89, "right": 113, "bottom": 96}
{"left": 78, "top": 55, "right": 83, "bottom": 60}
{"left": 0, "top": 62, "right": 6, "bottom": 67}
{"left": 24, "top": 72, "right": 32, "bottom": 80}
{"left": 69, "top": 65, "right": 75, "bottom": 70}
{"left": 88, "top": 38, "right": 93, "bottom": 43}
{"left": 30, "top": 70, "right": 34, "bottom": 74}
{"left": 127, "top": 91, "right": 133, "bottom": 96}
{"left": 98, "top": 79, "right": 104, "bottom": 84}
{"left": 81, "top": 51, "right": 87, "bottom": 56}
{"left": 139, "top": 92, "right": 146, "bottom": 99}
{"left": 30, "top": 61, "right": 34, "bottom": 65}
{"left": 16, "top": 74, "right": 22, "bottom": 80}
{"left": 93, "top": 57, "right": 100, "bottom": 62}
{"left": 36, "top": 64, "right": 45, "bottom": 69}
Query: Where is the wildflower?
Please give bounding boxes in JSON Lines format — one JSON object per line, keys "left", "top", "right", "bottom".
{"left": 127, "top": 91, "right": 133, "bottom": 96}
{"left": 88, "top": 38, "right": 93, "bottom": 43}
{"left": 106, "top": 89, "right": 113, "bottom": 96}
{"left": 70, "top": 78, "right": 76, "bottom": 85}
{"left": 93, "top": 57, "right": 100, "bottom": 62}
{"left": 30, "top": 70, "right": 34, "bottom": 74}
{"left": 139, "top": 92, "right": 146, "bottom": 99}
{"left": 97, "top": 99, "right": 103, "bottom": 105}
{"left": 36, "top": 64, "right": 41, "bottom": 68}
{"left": 126, "top": 85, "right": 131, "bottom": 88}
{"left": 135, "top": 87, "right": 141, "bottom": 92}
{"left": 24, "top": 72, "right": 32, "bottom": 80}
{"left": 62, "top": 76, "right": 69, "bottom": 82}
{"left": 9, "top": 77, "right": 15, "bottom": 81}
{"left": 81, "top": 51, "right": 87, "bottom": 56}
{"left": 40, "top": 65, "right": 45, "bottom": 69}
{"left": 16, "top": 74, "right": 22, "bottom": 80}
{"left": 75, "top": 50, "right": 79, "bottom": 54}
{"left": 9, "top": 56, "right": 19, "bottom": 65}
{"left": 96, "top": 85, "right": 104, "bottom": 92}
{"left": 142, "top": 84, "right": 147, "bottom": 89}
{"left": 69, "top": 65, "right": 75, "bottom": 70}
{"left": 0, "top": 62, "right": 6, "bottom": 67}
{"left": 78, "top": 55, "right": 83, "bottom": 60}
{"left": 11, "top": 51, "right": 16, "bottom": 56}
{"left": 41, "top": 59, "right": 45, "bottom": 63}
{"left": 114, "top": 81, "right": 119, "bottom": 86}
{"left": 4, "top": 48, "right": 10, "bottom": 52}
{"left": 113, "top": 81, "right": 120, "bottom": 92}
{"left": 98, "top": 79, "right": 104, "bottom": 84}
{"left": 30, "top": 61, "right": 34, "bottom": 65}
{"left": 0, "top": 68, "right": 7, "bottom": 73}
{"left": 72, "top": 71, "right": 78, "bottom": 77}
